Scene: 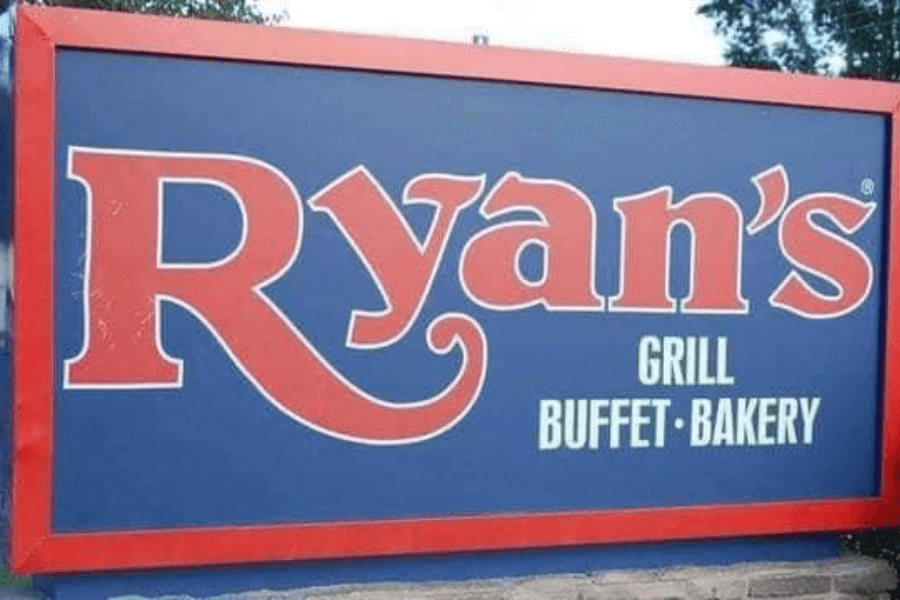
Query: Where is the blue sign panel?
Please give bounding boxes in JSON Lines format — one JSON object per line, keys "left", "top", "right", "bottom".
{"left": 11, "top": 6, "right": 900, "bottom": 574}
{"left": 52, "top": 48, "right": 888, "bottom": 529}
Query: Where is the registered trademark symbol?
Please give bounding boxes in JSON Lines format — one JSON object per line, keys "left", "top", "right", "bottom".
{"left": 861, "top": 178, "right": 876, "bottom": 196}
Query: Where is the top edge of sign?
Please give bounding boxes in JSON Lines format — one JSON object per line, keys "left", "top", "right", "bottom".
{"left": 17, "top": 5, "right": 900, "bottom": 115}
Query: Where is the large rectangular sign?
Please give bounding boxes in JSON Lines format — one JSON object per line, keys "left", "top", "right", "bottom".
{"left": 11, "top": 6, "right": 900, "bottom": 574}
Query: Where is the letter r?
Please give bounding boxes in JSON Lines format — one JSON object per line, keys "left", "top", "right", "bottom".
{"left": 65, "top": 147, "right": 302, "bottom": 388}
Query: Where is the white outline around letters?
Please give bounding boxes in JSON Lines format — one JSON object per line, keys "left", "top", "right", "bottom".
{"left": 63, "top": 147, "right": 487, "bottom": 446}
{"left": 458, "top": 171, "right": 605, "bottom": 312}
{"left": 769, "top": 192, "right": 876, "bottom": 319}
{"left": 747, "top": 164, "right": 789, "bottom": 235}
{"left": 608, "top": 186, "right": 750, "bottom": 315}
{"left": 308, "top": 166, "right": 484, "bottom": 350}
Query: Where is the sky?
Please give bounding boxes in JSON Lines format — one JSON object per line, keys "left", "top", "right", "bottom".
{"left": 259, "top": 0, "right": 727, "bottom": 66}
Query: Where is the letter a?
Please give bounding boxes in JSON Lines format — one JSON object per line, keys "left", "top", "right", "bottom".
{"left": 459, "top": 172, "right": 603, "bottom": 311}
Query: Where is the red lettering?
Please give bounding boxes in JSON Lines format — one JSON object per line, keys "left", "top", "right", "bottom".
{"left": 747, "top": 164, "right": 789, "bottom": 235}
{"left": 770, "top": 193, "right": 875, "bottom": 318}
{"left": 459, "top": 172, "right": 603, "bottom": 310}
{"left": 65, "top": 147, "right": 486, "bottom": 444}
{"left": 309, "top": 168, "right": 482, "bottom": 348}
{"left": 610, "top": 187, "right": 748, "bottom": 313}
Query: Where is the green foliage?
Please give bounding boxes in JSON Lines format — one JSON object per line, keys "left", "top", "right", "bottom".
{"left": 698, "top": 0, "right": 900, "bottom": 80}
{"left": 701, "top": 0, "right": 900, "bottom": 575}
{"left": 18, "top": 0, "right": 285, "bottom": 25}
{"left": 842, "top": 530, "right": 900, "bottom": 572}
{"left": 0, "top": 561, "right": 31, "bottom": 590}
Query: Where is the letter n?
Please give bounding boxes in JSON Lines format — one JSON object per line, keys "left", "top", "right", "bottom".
{"left": 610, "top": 187, "right": 748, "bottom": 313}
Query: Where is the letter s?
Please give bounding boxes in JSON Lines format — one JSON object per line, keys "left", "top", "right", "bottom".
{"left": 770, "top": 192, "right": 875, "bottom": 318}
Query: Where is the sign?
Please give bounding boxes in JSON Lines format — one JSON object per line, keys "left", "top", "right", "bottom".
{"left": 11, "top": 6, "right": 900, "bottom": 575}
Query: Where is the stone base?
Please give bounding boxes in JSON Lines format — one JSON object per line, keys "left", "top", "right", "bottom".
{"left": 111, "top": 556, "right": 897, "bottom": 600}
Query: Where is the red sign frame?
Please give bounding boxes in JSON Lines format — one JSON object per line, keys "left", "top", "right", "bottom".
{"left": 11, "top": 5, "right": 900, "bottom": 575}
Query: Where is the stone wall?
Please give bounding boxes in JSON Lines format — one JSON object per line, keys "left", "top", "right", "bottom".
{"left": 113, "top": 556, "right": 897, "bottom": 600}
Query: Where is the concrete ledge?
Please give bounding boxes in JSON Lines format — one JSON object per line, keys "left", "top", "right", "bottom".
{"left": 111, "top": 556, "right": 897, "bottom": 600}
